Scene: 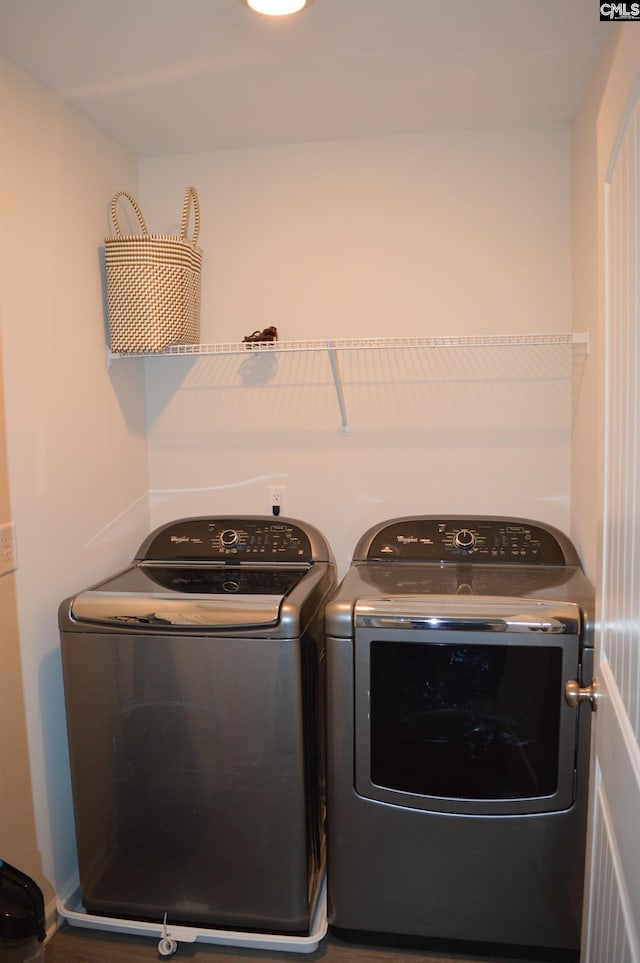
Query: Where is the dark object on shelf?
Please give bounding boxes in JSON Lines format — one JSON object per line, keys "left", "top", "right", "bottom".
{"left": 242, "top": 325, "right": 278, "bottom": 346}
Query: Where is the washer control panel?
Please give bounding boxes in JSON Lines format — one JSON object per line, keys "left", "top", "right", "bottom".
{"left": 139, "top": 518, "right": 313, "bottom": 562}
{"left": 364, "top": 517, "right": 570, "bottom": 564}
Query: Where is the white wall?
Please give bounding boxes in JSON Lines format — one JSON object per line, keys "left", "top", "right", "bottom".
{"left": 140, "top": 127, "right": 575, "bottom": 574}
{"left": 0, "top": 57, "right": 149, "bottom": 913}
{"left": 570, "top": 31, "right": 619, "bottom": 582}
{"left": 0, "top": 330, "right": 40, "bottom": 906}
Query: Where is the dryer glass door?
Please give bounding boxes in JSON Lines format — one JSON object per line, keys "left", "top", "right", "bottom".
{"left": 353, "top": 596, "right": 582, "bottom": 815}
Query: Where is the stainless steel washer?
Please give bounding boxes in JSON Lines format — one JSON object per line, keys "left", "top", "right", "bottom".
{"left": 59, "top": 516, "right": 336, "bottom": 935}
{"left": 325, "top": 515, "right": 594, "bottom": 962}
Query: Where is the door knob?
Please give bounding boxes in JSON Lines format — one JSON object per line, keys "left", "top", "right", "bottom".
{"left": 565, "top": 678, "right": 599, "bottom": 711}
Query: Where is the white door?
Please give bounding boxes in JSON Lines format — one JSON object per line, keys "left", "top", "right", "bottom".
{"left": 582, "top": 76, "right": 640, "bottom": 963}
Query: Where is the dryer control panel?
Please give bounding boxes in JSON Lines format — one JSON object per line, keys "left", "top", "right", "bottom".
{"left": 361, "top": 517, "right": 574, "bottom": 565}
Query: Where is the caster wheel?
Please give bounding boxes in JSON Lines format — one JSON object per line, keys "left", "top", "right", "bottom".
{"left": 158, "top": 936, "right": 178, "bottom": 957}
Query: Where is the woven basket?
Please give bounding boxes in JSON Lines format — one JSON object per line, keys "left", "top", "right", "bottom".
{"left": 105, "top": 187, "right": 202, "bottom": 353}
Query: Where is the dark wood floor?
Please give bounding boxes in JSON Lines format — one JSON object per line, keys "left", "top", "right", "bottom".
{"left": 45, "top": 924, "right": 552, "bottom": 963}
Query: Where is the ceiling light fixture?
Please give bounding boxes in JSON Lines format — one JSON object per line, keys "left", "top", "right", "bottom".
{"left": 242, "top": 0, "right": 315, "bottom": 15}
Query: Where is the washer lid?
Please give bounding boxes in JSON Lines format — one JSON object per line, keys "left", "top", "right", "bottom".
{"left": 68, "top": 563, "right": 309, "bottom": 628}
{"left": 138, "top": 562, "right": 307, "bottom": 596}
{"left": 69, "top": 591, "right": 286, "bottom": 628}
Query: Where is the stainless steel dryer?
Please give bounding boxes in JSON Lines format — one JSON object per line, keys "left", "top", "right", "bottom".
{"left": 325, "top": 516, "right": 595, "bottom": 962}
{"left": 59, "top": 516, "right": 336, "bottom": 935}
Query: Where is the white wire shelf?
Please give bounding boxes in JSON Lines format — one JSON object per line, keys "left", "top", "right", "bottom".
{"left": 108, "top": 330, "right": 589, "bottom": 361}
{"left": 107, "top": 331, "right": 590, "bottom": 435}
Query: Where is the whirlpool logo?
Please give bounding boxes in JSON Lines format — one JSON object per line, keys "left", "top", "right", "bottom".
{"left": 600, "top": 1, "right": 640, "bottom": 18}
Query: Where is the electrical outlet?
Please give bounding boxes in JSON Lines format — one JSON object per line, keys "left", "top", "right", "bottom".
{"left": 0, "top": 521, "right": 17, "bottom": 576}
{"left": 267, "top": 485, "right": 287, "bottom": 516}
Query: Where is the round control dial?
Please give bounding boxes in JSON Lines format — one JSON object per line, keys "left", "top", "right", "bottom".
{"left": 453, "top": 528, "right": 476, "bottom": 551}
{"left": 220, "top": 529, "right": 239, "bottom": 547}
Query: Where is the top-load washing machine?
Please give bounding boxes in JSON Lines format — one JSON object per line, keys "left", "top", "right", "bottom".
{"left": 325, "top": 515, "right": 595, "bottom": 962}
{"left": 59, "top": 516, "right": 336, "bottom": 935}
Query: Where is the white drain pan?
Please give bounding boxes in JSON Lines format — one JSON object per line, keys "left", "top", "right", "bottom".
{"left": 57, "top": 876, "right": 327, "bottom": 955}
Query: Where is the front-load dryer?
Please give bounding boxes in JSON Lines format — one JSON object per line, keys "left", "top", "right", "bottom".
{"left": 324, "top": 515, "right": 594, "bottom": 962}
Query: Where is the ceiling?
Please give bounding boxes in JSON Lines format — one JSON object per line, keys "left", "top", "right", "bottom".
{"left": 0, "top": 0, "right": 610, "bottom": 157}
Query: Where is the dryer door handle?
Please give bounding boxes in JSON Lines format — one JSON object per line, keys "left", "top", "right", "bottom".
{"left": 565, "top": 677, "right": 599, "bottom": 711}
{"left": 354, "top": 596, "right": 580, "bottom": 634}
{"left": 355, "top": 614, "right": 563, "bottom": 632}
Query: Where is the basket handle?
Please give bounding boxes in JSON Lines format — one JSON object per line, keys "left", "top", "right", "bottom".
{"left": 180, "top": 186, "right": 200, "bottom": 245}
{"left": 110, "top": 192, "right": 149, "bottom": 237}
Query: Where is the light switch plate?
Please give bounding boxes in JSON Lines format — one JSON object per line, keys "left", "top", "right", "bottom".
{"left": 0, "top": 521, "right": 17, "bottom": 576}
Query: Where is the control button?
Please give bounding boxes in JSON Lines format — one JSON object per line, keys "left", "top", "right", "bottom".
{"left": 220, "top": 529, "right": 239, "bottom": 547}
{"left": 453, "top": 529, "right": 476, "bottom": 551}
